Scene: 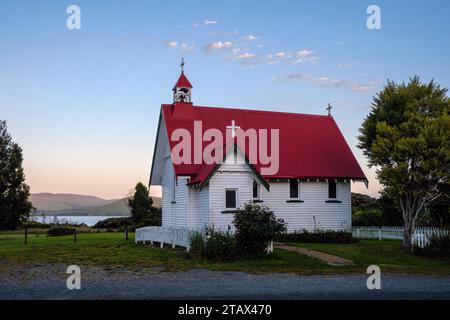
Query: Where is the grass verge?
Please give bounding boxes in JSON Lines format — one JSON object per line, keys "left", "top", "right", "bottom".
{"left": 1, "top": 232, "right": 449, "bottom": 275}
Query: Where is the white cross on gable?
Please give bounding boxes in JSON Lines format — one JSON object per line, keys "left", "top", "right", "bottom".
{"left": 226, "top": 120, "right": 241, "bottom": 138}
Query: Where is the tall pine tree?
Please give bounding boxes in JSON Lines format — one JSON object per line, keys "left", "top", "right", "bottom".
{"left": 0, "top": 120, "right": 33, "bottom": 230}
{"left": 128, "top": 182, "right": 160, "bottom": 225}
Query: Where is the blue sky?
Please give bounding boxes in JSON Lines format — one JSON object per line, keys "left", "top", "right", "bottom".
{"left": 1, "top": 0, "right": 449, "bottom": 198}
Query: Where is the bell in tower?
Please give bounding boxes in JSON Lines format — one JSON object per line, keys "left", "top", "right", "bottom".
{"left": 173, "top": 58, "right": 193, "bottom": 103}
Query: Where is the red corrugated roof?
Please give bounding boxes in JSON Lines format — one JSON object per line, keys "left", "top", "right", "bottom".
{"left": 173, "top": 71, "right": 193, "bottom": 89}
{"left": 162, "top": 103, "right": 366, "bottom": 185}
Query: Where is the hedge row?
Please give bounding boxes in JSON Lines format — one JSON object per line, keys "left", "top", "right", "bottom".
{"left": 274, "top": 230, "right": 356, "bottom": 244}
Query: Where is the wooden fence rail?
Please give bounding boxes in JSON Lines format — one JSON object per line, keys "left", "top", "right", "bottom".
{"left": 135, "top": 226, "right": 195, "bottom": 251}
{"left": 352, "top": 226, "right": 449, "bottom": 248}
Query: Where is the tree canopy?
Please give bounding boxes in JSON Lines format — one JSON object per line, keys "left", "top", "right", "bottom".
{"left": 128, "top": 182, "right": 159, "bottom": 225}
{"left": 0, "top": 120, "right": 33, "bottom": 230}
{"left": 358, "top": 76, "right": 450, "bottom": 249}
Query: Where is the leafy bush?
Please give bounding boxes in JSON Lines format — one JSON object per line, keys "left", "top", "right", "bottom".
{"left": 94, "top": 217, "right": 132, "bottom": 229}
{"left": 233, "top": 203, "right": 286, "bottom": 257}
{"left": 413, "top": 233, "right": 450, "bottom": 257}
{"left": 204, "top": 228, "right": 237, "bottom": 262}
{"left": 131, "top": 215, "right": 162, "bottom": 229}
{"left": 21, "top": 221, "right": 53, "bottom": 229}
{"left": 189, "top": 228, "right": 236, "bottom": 262}
{"left": 189, "top": 232, "right": 205, "bottom": 259}
{"left": 352, "top": 208, "right": 384, "bottom": 226}
{"left": 94, "top": 214, "right": 161, "bottom": 231}
{"left": 275, "top": 230, "right": 356, "bottom": 244}
{"left": 47, "top": 227, "right": 75, "bottom": 237}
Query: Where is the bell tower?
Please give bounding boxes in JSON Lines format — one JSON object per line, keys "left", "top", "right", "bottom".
{"left": 173, "top": 58, "right": 193, "bottom": 103}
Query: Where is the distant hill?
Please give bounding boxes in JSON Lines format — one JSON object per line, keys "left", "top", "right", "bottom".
{"left": 30, "top": 193, "right": 161, "bottom": 216}
{"left": 30, "top": 193, "right": 115, "bottom": 211}
{"left": 90, "top": 199, "right": 130, "bottom": 216}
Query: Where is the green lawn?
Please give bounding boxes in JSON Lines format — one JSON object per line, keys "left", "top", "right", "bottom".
{"left": 0, "top": 231, "right": 449, "bottom": 275}
{"left": 290, "top": 240, "right": 450, "bottom": 274}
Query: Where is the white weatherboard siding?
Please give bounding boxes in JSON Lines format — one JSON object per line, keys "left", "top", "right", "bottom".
{"left": 161, "top": 131, "right": 209, "bottom": 230}
{"left": 161, "top": 137, "right": 189, "bottom": 228}
{"left": 209, "top": 150, "right": 253, "bottom": 230}
{"left": 259, "top": 181, "right": 351, "bottom": 231}
{"left": 209, "top": 171, "right": 253, "bottom": 231}
{"left": 208, "top": 179, "right": 351, "bottom": 232}
{"left": 188, "top": 187, "right": 210, "bottom": 229}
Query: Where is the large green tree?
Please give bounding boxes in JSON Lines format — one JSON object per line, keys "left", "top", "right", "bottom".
{"left": 0, "top": 120, "right": 33, "bottom": 230}
{"left": 358, "top": 77, "right": 450, "bottom": 249}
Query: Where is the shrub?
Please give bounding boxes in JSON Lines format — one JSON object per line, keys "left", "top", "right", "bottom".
{"left": 352, "top": 208, "right": 384, "bottom": 226}
{"left": 204, "top": 228, "right": 236, "bottom": 262}
{"left": 21, "top": 221, "right": 53, "bottom": 229}
{"left": 93, "top": 217, "right": 132, "bottom": 229}
{"left": 189, "top": 232, "right": 205, "bottom": 259}
{"left": 275, "top": 230, "right": 356, "bottom": 244}
{"left": 413, "top": 233, "right": 450, "bottom": 257}
{"left": 233, "top": 203, "right": 286, "bottom": 257}
{"left": 94, "top": 214, "right": 161, "bottom": 231}
{"left": 47, "top": 227, "right": 75, "bottom": 237}
{"left": 189, "top": 228, "right": 236, "bottom": 262}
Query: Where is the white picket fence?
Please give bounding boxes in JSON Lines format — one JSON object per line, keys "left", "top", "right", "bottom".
{"left": 135, "top": 226, "right": 194, "bottom": 251}
{"left": 352, "top": 226, "right": 449, "bottom": 248}
{"left": 135, "top": 226, "right": 274, "bottom": 253}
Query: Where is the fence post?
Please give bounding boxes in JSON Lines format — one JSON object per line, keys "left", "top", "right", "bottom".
{"left": 125, "top": 225, "right": 128, "bottom": 241}
{"left": 74, "top": 229, "right": 77, "bottom": 243}
{"left": 378, "top": 227, "right": 382, "bottom": 241}
{"left": 357, "top": 228, "right": 360, "bottom": 239}
{"left": 24, "top": 227, "right": 28, "bottom": 245}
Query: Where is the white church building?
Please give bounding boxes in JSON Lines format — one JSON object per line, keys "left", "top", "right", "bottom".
{"left": 149, "top": 67, "right": 367, "bottom": 232}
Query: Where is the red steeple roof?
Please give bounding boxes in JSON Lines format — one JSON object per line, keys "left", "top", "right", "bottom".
{"left": 173, "top": 71, "right": 193, "bottom": 89}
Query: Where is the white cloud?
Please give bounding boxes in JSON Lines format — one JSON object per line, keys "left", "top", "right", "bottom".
{"left": 165, "top": 41, "right": 178, "bottom": 49}
{"left": 191, "top": 22, "right": 200, "bottom": 28}
{"left": 266, "top": 49, "right": 317, "bottom": 65}
{"left": 241, "top": 35, "right": 259, "bottom": 42}
{"left": 231, "top": 48, "right": 241, "bottom": 55}
{"left": 203, "top": 41, "right": 233, "bottom": 53}
{"left": 234, "top": 53, "right": 257, "bottom": 60}
{"left": 208, "top": 30, "right": 238, "bottom": 36}
{"left": 181, "top": 42, "right": 196, "bottom": 52}
{"left": 204, "top": 20, "right": 218, "bottom": 25}
{"left": 338, "top": 63, "right": 351, "bottom": 68}
{"left": 296, "top": 49, "right": 313, "bottom": 58}
{"left": 273, "top": 73, "right": 376, "bottom": 92}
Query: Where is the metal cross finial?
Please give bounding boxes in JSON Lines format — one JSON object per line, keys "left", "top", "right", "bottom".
{"left": 226, "top": 120, "right": 241, "bottom": 138}
{"left": 327, "top": 103, "right": 332, "bottom": 116}
{"left": 180, "top": 57, "right": 185, "bottom": 72}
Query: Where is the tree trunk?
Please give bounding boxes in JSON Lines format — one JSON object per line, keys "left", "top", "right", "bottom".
{"left": 400, "top": 194, "right": 426, "bottom": 251}
{"left": 402, "top": 218, "right": 414, "bottom": 250}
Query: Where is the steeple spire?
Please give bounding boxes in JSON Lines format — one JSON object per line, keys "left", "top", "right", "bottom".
{"left": 173, "top": 59, "right": 193, "bottom": 103}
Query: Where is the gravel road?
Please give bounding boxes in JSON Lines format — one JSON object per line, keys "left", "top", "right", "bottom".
{"left": 1, "top": 264, "right": 449, "bottom": 300}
